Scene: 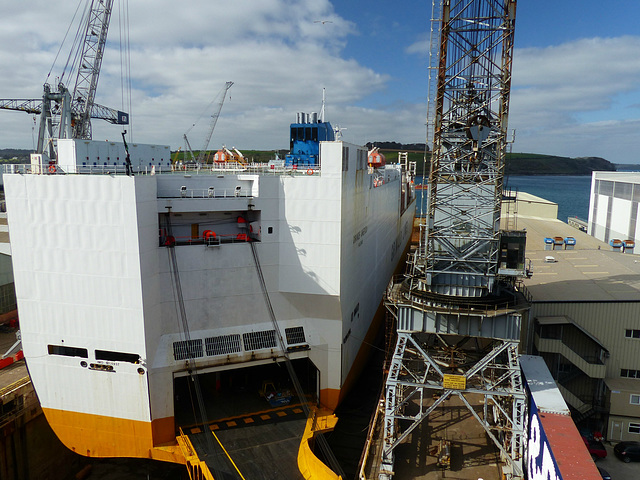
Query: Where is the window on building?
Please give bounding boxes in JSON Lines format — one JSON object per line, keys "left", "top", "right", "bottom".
{"left": 599, "top": 180, "right": 614, "bottom": 196}
{"left": 629, "top": 423, "right": 640, "bottom": 434}
{"left": 342, "top": 147, "right": 349, "bottom": 171}
{"left": 626, "top": 329, "right": 640, "bottom": 339}
{"left": 621, "top": 369, "right": 640, "bottom": 379}
{"left": 631, "top": 394, "right": 640, "bottom": 405}
{"left": 614, "top": 181, "right": 633, "bottom": 200}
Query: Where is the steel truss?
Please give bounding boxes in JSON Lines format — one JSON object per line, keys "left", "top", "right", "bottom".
{"left": 72, "top": 0, "right": 115, "bottom": 140}
{"left": 414, "top": 0, "right": 517, "bottom": 298}
{"left": 378, "top": 2, "right": 525, "bottom": 479}
{"left": 379, "top": 332, "right": 525, "bottom": 480}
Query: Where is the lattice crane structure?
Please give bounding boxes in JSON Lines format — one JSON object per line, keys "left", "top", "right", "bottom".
{"left": 183, "top": 81, "right": 234, "bottom": 164}
{"left": 380, "top": 2, "right": 530, "bottom": 479}
{"left": 0, "top": 0, "right": 128, "bottom": 160}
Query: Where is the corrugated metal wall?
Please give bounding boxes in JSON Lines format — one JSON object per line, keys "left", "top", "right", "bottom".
{"left": 531, "top": 301, "right": 640, "bottom": 379}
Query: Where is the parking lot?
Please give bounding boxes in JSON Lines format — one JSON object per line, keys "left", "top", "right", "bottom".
{"left": 594, "top": 442, "right": 640, "bottom": 479}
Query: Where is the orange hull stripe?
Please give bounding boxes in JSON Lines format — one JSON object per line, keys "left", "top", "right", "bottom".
{"left": 319, "top": 388, "right": 340, "bottom": 411}
{"left": 42, "top": 408, "right": 185, "bottom": 464}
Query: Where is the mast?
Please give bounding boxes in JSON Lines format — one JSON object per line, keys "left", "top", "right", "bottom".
{"left": 0, "top": 0, "right": 127, "bottom": 159}
{"left": 72, "top": 0, "right": 115, "bottom": 139}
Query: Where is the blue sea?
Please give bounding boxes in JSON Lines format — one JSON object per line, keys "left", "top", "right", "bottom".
{"left": 504, "top": 175, "right": 592, "bottom": 222}
{"left": 415, "top": 175, "right": 593, "bottom": 223}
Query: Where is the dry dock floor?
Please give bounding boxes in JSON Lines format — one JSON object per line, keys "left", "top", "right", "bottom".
{"left": 0, "top": 329, "right": 27, "bottom": 389}
{"left": 367, "top": 393, "right": 502, "bottom": 480}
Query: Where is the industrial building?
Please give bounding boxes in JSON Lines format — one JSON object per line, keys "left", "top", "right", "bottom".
{"left": 588, "top": 171, "right": 640, "bottom": 251}
{"left": 508, "top": 190, "right": 640, "bottom": 442}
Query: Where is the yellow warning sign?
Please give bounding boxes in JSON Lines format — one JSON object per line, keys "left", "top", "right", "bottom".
{"left": 442, "top": 374, "right": 466, "bottom": 390}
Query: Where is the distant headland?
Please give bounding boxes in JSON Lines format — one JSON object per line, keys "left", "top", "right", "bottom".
{"left": 0, "top": 146, "right": 618, "bottom": 176}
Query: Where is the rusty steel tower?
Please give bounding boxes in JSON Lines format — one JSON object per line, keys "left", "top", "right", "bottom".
{"left": 379, "top": 1, "right": 530, "bottom": 479}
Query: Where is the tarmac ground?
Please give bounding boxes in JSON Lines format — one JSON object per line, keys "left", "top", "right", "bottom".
{"left": 594, "top": 442, "right": 640, "bottom": 480}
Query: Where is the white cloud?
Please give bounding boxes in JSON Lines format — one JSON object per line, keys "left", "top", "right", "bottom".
{"left": 9, "top": 2, "right": 640, "bottom": 165}
{"left": 2, "top": 0, "right": 426, "bottom": 152}
{"left": 406, "top": 36, "right": 429, "bottom": 56}
{"left": 403, "top": 30, "right": 640, "bottom": 163}
{"left": 510, "top": 36, "right": 640, "bottom": 163}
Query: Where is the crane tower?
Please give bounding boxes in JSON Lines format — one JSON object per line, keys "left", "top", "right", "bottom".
{"left": 0, "top": 0, "right": 127, "bottom": 160}
{"left": 380, "top": 1, "right": 529, "bottom": 479}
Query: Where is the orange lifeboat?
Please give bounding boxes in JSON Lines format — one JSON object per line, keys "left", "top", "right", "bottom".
{"left": 214, "top": 150, "right": 229, "bottom": 163}
{"left": 367, "top": 147, "right": 386, "bottom": 168}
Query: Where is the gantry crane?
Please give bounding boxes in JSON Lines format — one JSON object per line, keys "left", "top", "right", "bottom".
{"left": 380, "top": 2, "right": 529, "bottom": 479}
{"left": 184, "top": 81, "right": 233, "bottom": 164}
{"left": 0, "top": 0, "right": 127, "bottom": 160}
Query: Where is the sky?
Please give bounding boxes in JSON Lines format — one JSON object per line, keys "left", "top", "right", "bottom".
{"left": 1, "top": 0, "right": 640, "bottom": 164}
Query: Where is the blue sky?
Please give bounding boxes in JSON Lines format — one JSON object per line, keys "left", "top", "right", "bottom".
{"left": 1, "top": 0, "right": 640, "bottom": 164}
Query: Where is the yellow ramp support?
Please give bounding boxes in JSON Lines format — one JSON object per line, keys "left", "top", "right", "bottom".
{"left": 298, "top": 409, "right": 342, "bottom": 480}
{"left": 177, "top": 429, "right": 215, "bottom": 480}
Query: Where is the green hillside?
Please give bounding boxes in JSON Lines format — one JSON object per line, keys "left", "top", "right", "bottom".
{"left": 374, "top": 151, "right": 616, "bottom": 175}
{"left": 505, "top": 153, "right": 616, "bottom": 175}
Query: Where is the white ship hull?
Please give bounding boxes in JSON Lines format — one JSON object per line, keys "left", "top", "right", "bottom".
{"left": 4, "top": 138, "right": 415, "bottom": 461}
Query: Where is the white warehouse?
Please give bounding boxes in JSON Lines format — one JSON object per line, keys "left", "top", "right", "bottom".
{"left": 588, "top": 171, "right": 640, "bottom": 252}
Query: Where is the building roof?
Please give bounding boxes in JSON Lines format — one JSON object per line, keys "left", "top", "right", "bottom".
{"left": 517, "top": 214, "right": 640, "bottom": 302}
{"left": 604, "top": 377, "right": 640, "bottom": 393}
{"left": 520, "top": 355, "right": 571, "bottom": 415}
{"left": 593, "top": 171, "right": 640, "bottom": 183}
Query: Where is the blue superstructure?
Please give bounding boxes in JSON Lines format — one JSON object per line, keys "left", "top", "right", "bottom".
{"left": 285, "top": 112, "right": 335, "bottom": 168}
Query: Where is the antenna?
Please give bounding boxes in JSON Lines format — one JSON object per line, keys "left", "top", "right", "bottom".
{"left": 320, "top": 88, "right": 326, "bottom": 123}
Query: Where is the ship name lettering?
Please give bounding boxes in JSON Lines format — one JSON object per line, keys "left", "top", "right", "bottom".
{"left": 352, "top": 226, "right": 368, "bottom": 245}
{"left": 390, "top": 233, "right": 402, "bottom": 260}
{"left": 527, "top": 413, "right": 560, "bottom": 480}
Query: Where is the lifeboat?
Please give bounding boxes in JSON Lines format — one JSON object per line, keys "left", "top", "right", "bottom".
{"left": 367, "top": 147, "right": 386, "bottom": 168}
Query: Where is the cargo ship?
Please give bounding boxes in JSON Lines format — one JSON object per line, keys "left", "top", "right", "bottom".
{"left": 3, "top": 114, "right": 416, "bottom": 466}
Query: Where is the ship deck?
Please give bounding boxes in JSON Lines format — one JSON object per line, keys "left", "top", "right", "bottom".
{"left": 186, "top": 411, "right": 307, "bottom": 480}
{"left": 175, "top": 361, "right": 312, "bottom": 479}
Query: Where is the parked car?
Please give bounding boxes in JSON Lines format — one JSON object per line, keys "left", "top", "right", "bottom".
{"left": 597, "top": 466, "right": 611, "bottom": 480}
{"left": 582, "top": 436, "right": 607, "bottom": 459}
{"left": 613, "top": 441, "right": 640, "bottom": 463}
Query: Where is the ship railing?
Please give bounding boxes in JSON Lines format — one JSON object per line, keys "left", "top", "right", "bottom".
{"left": 160, "top": 233, "right": 256, "bottom": 247}
{"left": 358, "top": 397, "right": 385, "bottom": 480}
{"left": 171, "top": 162, "right": 322, "bottom": 176}
{"left": 1, "top": 163, "right": 173, "bottom": 176}
{"left": 389, "top": 280, "right": 531, "bottom": 317}
{"left": 242, "top": 163, "right": 321, "bottom": 176}
{"left": 1, "top": 162, "right": 322, "bottom": 177}
{"left": 515, "top": 280, "right": 533, "bottom": 303}
{"left": 160, "top": 186, "right": 253, "bottom": 199}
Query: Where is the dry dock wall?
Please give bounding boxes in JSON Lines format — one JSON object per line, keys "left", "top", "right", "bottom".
{"left": 1, "top": 376, "right": 80, "bottom": 480}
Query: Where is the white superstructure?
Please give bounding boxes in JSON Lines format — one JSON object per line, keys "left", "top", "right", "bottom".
{"left": 4, "top": 137, "right": 415, "bottom": 461}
